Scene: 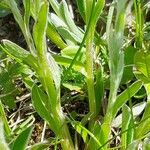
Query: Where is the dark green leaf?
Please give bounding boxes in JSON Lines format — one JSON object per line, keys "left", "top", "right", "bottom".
{"left": 31, "top": 85, "right": 55, "bottom": 131}
{"left": 12, "top": 126, "right": 33, "bottom": 150}
{"left": 121, "top": 46, "right": 137, "bottom": 83}
{"left": 76, "top": 0, "right": 85, "bottom": 20}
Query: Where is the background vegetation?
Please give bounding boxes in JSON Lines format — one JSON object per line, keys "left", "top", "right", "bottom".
{"left": 0, "top": 0, "right": 150, "bottom": 149}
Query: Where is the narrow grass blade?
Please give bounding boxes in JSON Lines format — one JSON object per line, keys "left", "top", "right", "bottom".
{"left": 112, "top": 80, "right": 143, "bottom": 118}
{"left": 49, "top": 0, "right": 60, "bottom": 16}
{"left": 121, "top": 105, "right": 132, "bottom": 149}
{"left": 71, "top": 121, "right": 102, "bottom": 147}
{"left": 92, "top": 0, "right": 105, "bottom": 27}
{"left": 76, "top": 0, "right": 85, "bottom": 20}
{"left": 0, "top": 101, "right": 11, "bottom": 136}
{"left": 29, "top": 139, "right": 62, "bottom": 150}
{"left": 135, "top": 84, "right": 150, "bottom": 139}
{"left": 126, "top": 115, "right": 134, "bottom": 146}
{"left": 29, "top": 142, "right": 50, "bottom": 150}
{"left": 87, "top": 121, "right": 103, "bottom": 150}
{"left": 23, "top": 0, "right": 30, "bottom": 27}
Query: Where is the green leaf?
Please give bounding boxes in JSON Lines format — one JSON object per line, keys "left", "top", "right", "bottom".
{"left": 29, "top": 139, "right": 62, "bottom": 150}
{"left": 30, "top": 0, "right": 41, "bottom": 20}
{"left": 0, "top": 69, "right": 17, "bottom": 109}
{"left": 30, "top": 142, "right": 50, "bottom": 150}
{"left": 134, "top": 51, "right": 150, "bottom": 83}
{"left": 94, "top": 63, "right": 104, "bottom": 115}
{"left": 33, "top": 1, "right": 48, "bottom": 55}
{"left": 121, "top": 46, "right": 137, "bottom": 83}
{"left": 48, "top": 0, "right": 60, "bottom": 16}
{"left": 121, "top": 105, "right": 132, "bottom": 149}
{"left": 135, "top": 117, "right": 150, "bottom": 139}
{"left": 23, "top": 0, "right": 30, "bottom": 27}
{"left": 61, "top": 46, "right": 86, "bottom": 62}
{"left": 0, "top": 120, "right": 10, "bottom": 150}
{"left": 33, "top": 2, "right": 59, "bottom": 108}
{"left": 31, "top": 85, "right": 55, "bottom": 131}
{"left": 6, "top": 0, "right": 36, "bottom": 55}
{"left": 92, "top": 0, "right": 105, "bottom": 27}
{"left": 62, "top": 83, "right": 82, "bottom": 92}
{"left": 57, "top": 27, "right": 79, "bottom": 44}
{"left": 126, "top": 116, "right": 134, "bottom": 146}
{"left": 53, "top": 55, "right": 86, "bottom": 75}
{"left": 71, "top": 121, "right": 101, "bottom": 147}
{"left": 135, "top": 84, "right": 150, "bottom": 139}
{"left": 143, "top": 137, "right": 150, "bottom": 150}
{"left": 59, "top": 0, "right": 83, "bottom": 40}
{"left": 0, "top": 41, "right": 38, "bottom": 70}
{"left": 76, "top": 0, "right": 85, "bottom": 20}
{"left": 112, "top": 80, "right": 143, "bottom": 118}
{"left": 12, "top": 126, "right": 33, "bottom": 150}
{"left": 47, "top": 22, "right": 67, "bottom": 49}
{"left": 13, "top": 116, "right": 34, "bottom": 135}
{"left": 0, "top": 101, "right": 11, "bottom": 136}
{"left": 47, "top": 53, "right": 61, "bottom": 92}
{"left": 112, "top": 102, "right": 146, "bottom": 128}
{"left": 140, "top": 84, "right": 150, "bottom": 121}
{"left": 87, "top": 121, "right": 102, "bottom": 150}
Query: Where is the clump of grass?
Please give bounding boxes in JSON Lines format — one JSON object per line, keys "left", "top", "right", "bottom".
{"left": 0, "top": 0, "right": 150, "bottom": 150}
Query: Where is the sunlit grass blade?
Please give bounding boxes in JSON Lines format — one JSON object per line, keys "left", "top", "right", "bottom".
{"left": 121, "top": 105, "right": 132, "bottom": 149}
{"left": 112, "top": 80, "right": 143, "bottom": 118}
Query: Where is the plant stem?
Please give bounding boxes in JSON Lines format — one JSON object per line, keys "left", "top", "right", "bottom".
{"left": 134, "top": 0, "right": 143, "bottom": 48}
{"left": 86, "top": 32, "right": 96, "bottom": 114}
{"left": 56, "top": 111, "right": 74, "bottom": 150}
